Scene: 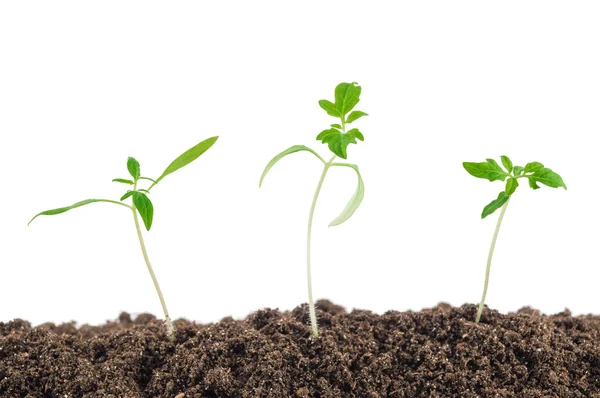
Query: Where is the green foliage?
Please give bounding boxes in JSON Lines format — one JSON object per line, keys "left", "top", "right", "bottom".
{"left": 113, "top": 178, "right": 134, "bottom": 185}
{"left": 132, "top": 191, "right": 154, "bottom": 231}
{"left": 316, "top": 128, "right": 364, "bottom": 160}
{"left": 28, "top": 199, "right": 131, "bottom": 225}
{"left": 127, "top": 157, "right": 141, "bottom": 180}
{"left": 481, "top": 192, "right": 510, "bottom": 219}
{"left": 328, "top": 163, "right": 364, "bottom": 227}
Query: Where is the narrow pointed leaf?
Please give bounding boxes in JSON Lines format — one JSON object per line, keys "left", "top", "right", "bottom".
{"left": 524, "top": 161, "right": 544, "bottom": 173}
{"left": 127, "top": 157, "right": 141, "bottom": 180}
{"left": 481, "top": 192, "right": 509, "bottom": 219}
{"left": 112, "top": 178, "right": 134, "bottom": 185}
{"left": 346, "top": 110, "right": 368, "bottom": 124}
{"left": 463, "top": 161, "right": 509, "bottom": 182}
{"left": 505, "top": 177, "right": 519, "bottom": 195}
{"left": 139, "top": 176, "right": 157, "bottom": 183}
{"left": 531, "top": 168, "right": 567, "bottom": 189}
{"left": 29, "top": 199, "right": 130, "bottom": 225}
{"left": 132, "top": 192, "right": 154, "bottom": 231}
{"left": 120, "top": 191, "right": 134, "bottom": 201}
{"left": 500, "top": 155, "right": 513, "bottom": 173}
{"left": 150, "top": 136, "right": 218, "bottom": 189}
{"left": 329, "top": 163, "right": 364, "bottom": 227}
{"left": 318, "top": 100, "right": 341, "bottom": 117}
{"left": 259, "top": 145, "right": 325, "bottom": 188}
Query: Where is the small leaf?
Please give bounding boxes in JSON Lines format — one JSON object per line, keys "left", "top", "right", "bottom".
{"left": 139, "top": 176, "right": 157, "bottom": 183}
{"left": 120, "top": 191, "right": 134, "bottom": 201}
{"left": 318, "top": 100, "right": 341, "bottom": 117}
{"left": 132, "top": 192, "right": 154, "bottom": 231}
{"left": 334, "top": 82, "right": 361, "bottom": 116}
{"left": 346, "top": 111, "right": 368, "bottom": 124}
{"left": 329, "top": 163, "right": 364, "bottom": 227}
{"left": 500, "top": 155, "right": 513, "bottom": 173}
{"left": 513, "top": 166, "right": 524, "bottom": 177}
{"left": 505, "top": 177, "right": 519, "bottom": 195}
{"left": 524, "top": 161, "right": 544, "bottom": 173}
{"left": 462, "top": 161, "right": 509, "bottom": 182}
{"left": 150, "top": 136, "right": 218, "bottom": 189}
{"left": 528, "top": 177, "right": 540, "bottom": 190}
{"left": 481, "top": 192, "right": 510, "bottom": 219}
{"left": 259, "top": 145, "right": 325, "bottom": 187}
{"left": 316, "top": 128, "right": 364, "bottom": 159}
{"left": 330, "top": 124, "right": 342, "bottom": 129}
{"left": 127, "top": 157, "right": 141, "bottom": 180}
{"left": 29, "top": 199, "right": 130, "bottom": 225}
{"left": 112, "top": 178, "right": 134, "bottom": 185}
{"left": 531, "top": 168, "right": 567, "bottom": 189}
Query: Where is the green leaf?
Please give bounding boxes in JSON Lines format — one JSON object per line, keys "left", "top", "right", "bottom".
{"left": 334, "top": 82, "right": 361, "bottom": 116}
{"left": 139, "top": 176, "right": 157, "bottom": 183}
{"left": 346, "top": 110, "right": 368, "bottom": 124}
{"left": 528, "top": 177, "right": 540, "bottom": 190}
{"left": 120, "top": 191, "right": 134, "bottom": 201}
{"left": 259, "top": 145, "right": 325, "bottom": 187}
{"left": 531, "top": 168, "right": 567, "bottom": 189}
{"left": 500, "top": 155, "right": 513, "bottom": 173}
{"left": 318, "top": 100, "right": 341, "bottom": 117}
{"left": 481, "top": 192, "right": 510, "bottom": 219}
{"left": 112, "top": 178, "right": 134, "bottom": 185}
{"left": 330, "top": 124, "right": 342, "bottom": 129}
{"left": 132, "top": 192, "right": 154, "bottom": 231}
{"left": 127, "top": 157, "right": 141, "bottom": 180}
{"left": 505, "top": 177, "right": 519, "bottom": 195}
{"left": 316, "top": 128, "right": 364, "bottom": 159}
{"left": 150, "top": 136, "right": 218, "bottom": 189}
{"left": 28, "top": 199, "right": 131, "bottom": 225}
{"left": 524, "top": 161, "right": 544, "bottom": 173}
{"left": 329, "top": 163, "right": 364, "bottom": 227}
{"left": 513, "top": 166, "right": 524, "bottom": 177}
{"left": 462, "top": 161, "right": 509, "bottom": 182}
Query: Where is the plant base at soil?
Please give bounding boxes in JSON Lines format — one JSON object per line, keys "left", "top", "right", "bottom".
{"left": 2, "top": 301, "right": 600, "bottom": 397}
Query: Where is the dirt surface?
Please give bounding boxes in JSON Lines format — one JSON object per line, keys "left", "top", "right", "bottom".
{"left": 2, "top": 301, "right": 600, "bottom": 397}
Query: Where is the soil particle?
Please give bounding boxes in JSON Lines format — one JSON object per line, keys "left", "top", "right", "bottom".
{"left": 2, "top": 300, "right": 600, "bottom": 397}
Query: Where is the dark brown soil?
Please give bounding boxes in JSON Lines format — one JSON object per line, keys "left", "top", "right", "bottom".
{"left": 2, "top": 301, "right": 600, "bottom": 397}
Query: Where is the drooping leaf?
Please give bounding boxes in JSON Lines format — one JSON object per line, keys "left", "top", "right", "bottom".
{"left": 524, "top": 161, "right": 544, "bottom": 173}
{"left": 127, "top": 157, "right": 141, "bottom": 180}
{"left": 259, "top": 145, "right": 325, "bottom": 187}
{"left": 346, "top": 110, "right": 368, "bottom": 124}
{"left": 486, "top": 158, "right": 505, "bottom": 173}
{"left": 329, "top": 163, "right": 364, "bottom": 227}
{"left": 531, "top": 168, "right": 567, "bottom": 189}
{"left": 462, "top": 161, "right": 509, "bottom": 182}
{"left": 28, "top": 199, "right": 130, "bottom": 225}
{"left": 316, "top": 128, "right": 364, "bottom": 159}
{"left": 334, "top": 82, "right": 361, "bottom": 116}
{"left": 112, "top": 178, "right": 134, "bottom": 185}
{"left": 318, "top": 100, "right": 341, "bottom": 117}
{"left": 528, "top": 177, "right": 540, "bottom": 190}
{"left": 481, "top": 191, "right": 510, "bottom": 219}
{"left": 505, "top": 177, "right": 519, "bottom": 196}
{"left": 139, "top": 176, "right": 157, "bottom": 183}
{"left": 500, "top": 155, "right": 513, "bottom": 173}
{"left": 132, "top": 192, "right": 154, "bottom": 231}
{"left": 513, "top": 166, "right": 524, "bottom": 177}
{"left": 150, "top": 136, "right": 218, "bottom": 189}
{"left": 120, "top": 191, "right": 134, "bottom": 201}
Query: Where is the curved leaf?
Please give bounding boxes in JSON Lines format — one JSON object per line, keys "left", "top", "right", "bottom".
{"left": 505, "top": 177, "right": 519, "bottom": 196}
{"left": 328, "top": 163, "right": 365, "bottom": 227}
{"left": 463, "top": 161, "right": 509, "bottom": 182}
{"left": 500, "top": 155, "right": 513, "bottom": 173}
{"left": 531, "top": 168, "right": 567, "bottom": 189}
{"left": 28, "top": 199, "right": 131, "bottom": 225}
{"left": 524, "top": 161, "right": 544, "bottom": 174}
{"left": 259, "top": 145, "right": 325, "bottom": 188}
{"left": 481, "top": 191, "right": 509, "bottom": 219}
{"left": 113, "top": 178, "right": 134, "bottom": 185}
{"left": 346, "top": 110, "right": 368, "bottom": 124}
{"left": 132, "top": 192, "right": 154, "bottom": 231}
{"left": 318, "top": 100, "right": 341, "bottom": 117}
{"left": 127, "top": 157, "right": 141, "bottom": 180}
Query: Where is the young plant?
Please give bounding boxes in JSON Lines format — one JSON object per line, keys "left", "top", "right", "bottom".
{"left": 29, "top": 136, "right": 219, "bottom": 340}
{"left": 259, "top": 82, "right": 367, "bottom": 337}
{"left": 463, "top": 156, "right": 566, "bottom": 323}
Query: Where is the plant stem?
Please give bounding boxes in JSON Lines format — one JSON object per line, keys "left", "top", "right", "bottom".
{"left": 475, "top": 197, "right": 511, "bottom": 324}
{"left": 306, "top": 154, "right": 336, "bottom": 337}
{"left": 131, "top": 182, "right": 174, "bottom": 340}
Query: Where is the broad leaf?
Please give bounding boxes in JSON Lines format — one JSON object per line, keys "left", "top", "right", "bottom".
{"left": 481, "top": 191, "right": 510, "bottom": 219}
{"left": 318, "top": 100, "right": 341, "bottom": 117}
{"left": 316, "top": 128, "right": 364, "bottom": 159}
{"left": 329, "top": 163, "right": 364, "bottom": 227}
{"left": 531, "top": 168, "right": 567, "bottom": 189}
{"left": 501, "top": 155, "right": 513, "bottom": 173}
{"left": 127, "top": 157, "right": 141, "bottom": 180}
{"left": 150, "top": 136, "right": 218, "bottom": 189}
{"left": 132, "top": 192, "right": 154, "bottom": 231}
{"left": 113, "top": 178, "right": 134, "bottom": 185}
{"left": 505, "top": 177, "right": 519, "bottom": 195}
{"left": 120, "top": 191, "right": 134, "bottom": 201}
{"left": 528, "top": 177, "right": 540, "bottom": 190}
{"left": 524, "top": 161, "right": 544, "bottom": 173}
{"left": 29, "top": 199, "right": 130, "bottom": 225}
{"left": 346, "top": 110, "right": 368, "bottom": 124}
{"left": 463, "top": 161, "right": 509, "bottom": 182}
{"left": 334, "top": 82, "right": 361, "bottom": 116}
{"left": 513, "top": 166, "right": 524, "bottom": 177}
{"left": 259, "top": 145, "right": 325, "bottom": 187}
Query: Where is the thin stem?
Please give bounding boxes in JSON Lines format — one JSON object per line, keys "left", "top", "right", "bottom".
{"left": 306, "top": 154, "right": 336, "bottom": 337}
{"left": 475, "top": 197, "right": 511, "bottom": 323}
{"left": 131, "top": 181, "right": 174, "bottom": 340}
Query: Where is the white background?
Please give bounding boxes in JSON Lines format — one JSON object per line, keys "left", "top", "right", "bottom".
{"left": 1, "top": 2, "right": 598, "bottom": 326}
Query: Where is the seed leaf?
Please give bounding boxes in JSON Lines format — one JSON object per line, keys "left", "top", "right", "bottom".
{"left": 127, "top": 157, "right": 141, "bottom": 180}
{"left": 113, "top": 178, "right": 134, "bottom": 185}
{"left": 329, "top": 163, "right": 364, "bottom": 227}
{"left": 318, "top": 100, "right": 341, "bottom": 118}
{"left": 501, "top": 155, "right": 513, "bottom": 173}
{"left": 346, "top": 110, "right": 368, "bottom": 124}
{"left": 463, "top": 161, "right": 509, "bottom": 182}
{"left": 531, "top": 168, "right": 567, "bottom": 189}
{"left": 524, "top": 161, "right": 544, "bottom": 173}
{"left": 481, "top": 191, "right": 510, "bottom": 219}
{"left": 316, "top": 128, "right": 364, "bottom": 159}
{"left": 132, "top": 192, "right": 154, "bottom": 231}
{"left": 28, "top": 199, "right": 130, "bottom": 225}
{"left": 150, "top": 136, "right": 218, "bottom": 189}
{"left": 505, "top": 177, "right": 519, "bottom": 195}
{"left": 513, "top": 166, "right": 524, "bottom": 177}
{"left": 334, "top": 82, "right": 361, "bottom": 116}
{"left": 259, "top": 145, "right": 325, "bottom": 188}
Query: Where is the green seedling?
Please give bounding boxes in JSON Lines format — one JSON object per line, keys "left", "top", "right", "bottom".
{"left": 463, "top": 156, "right": 566, "bottom": 323}
{"left": 29, "top": 136, "right": 219, "bottom": 340}
{"left": 260, "top": 82, "right": 367, "bottom": 337}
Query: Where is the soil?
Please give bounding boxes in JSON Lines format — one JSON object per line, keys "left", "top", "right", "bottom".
{"left": 2, "top": 301, "right": 600, "bottom": 398}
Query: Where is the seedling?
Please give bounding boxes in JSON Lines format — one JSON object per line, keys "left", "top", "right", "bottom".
{"left": 29, "top": 136, "right": 219, "bottom": 340}
{"left": 260, "top": 82, "right": 367, "bottom": 337}
{"left": 463, "top": 156, "right": 566, "bottom": 323}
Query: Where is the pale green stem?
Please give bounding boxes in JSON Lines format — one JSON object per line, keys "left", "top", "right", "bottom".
{"left": 131, "top": 181, "right": 174, "bottom": 340}
{"left": 475, "top": 197, "right": 511, "bottom": 323}
{"left": 306, "top": 155, "right": 336, "bottom": 337}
